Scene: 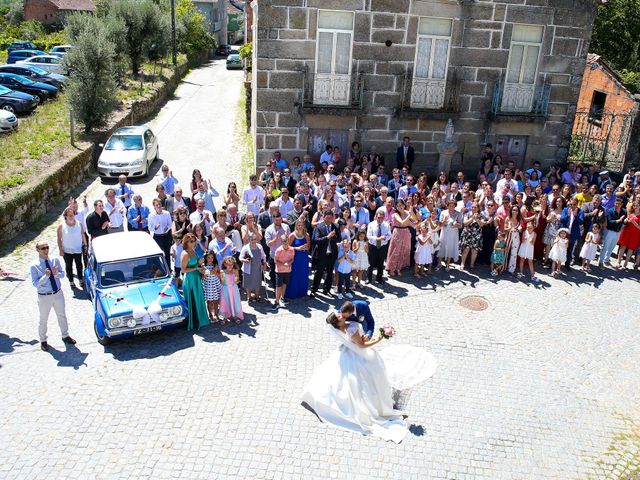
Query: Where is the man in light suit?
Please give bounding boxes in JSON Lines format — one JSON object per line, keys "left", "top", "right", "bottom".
{"left": 396, "top": 136, "right": 415, "bottom": 171}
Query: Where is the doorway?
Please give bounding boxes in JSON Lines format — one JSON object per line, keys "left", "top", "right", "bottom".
{"left": 307, "top": 128, "right": 349, "bottom": 165}
{"left": 494, "top": 136, "right": 528, "bottom": 169}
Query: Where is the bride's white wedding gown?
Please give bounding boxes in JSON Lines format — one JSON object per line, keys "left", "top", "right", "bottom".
{"left": 301, "top": 322, "right": 437, "bottom": 443}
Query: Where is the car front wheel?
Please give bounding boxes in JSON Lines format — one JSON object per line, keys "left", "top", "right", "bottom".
{"left": 0, "top": 104, "right": 16, "bottom": 114}
{"left": 94, "top": 320, "right": 111, "bottom": 345}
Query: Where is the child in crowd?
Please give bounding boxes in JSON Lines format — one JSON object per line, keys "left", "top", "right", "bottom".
{"left": 352, "top": 229, "right": 369, "bottom": 288}
{"left": 202, "top": 252, "right": 222, "bottom": 322}
{"left": 414, "top": 223, "right": 433, "bottom": 277}
{"left": 336, "top": 238, "right": 355, "bottom": 300}
{"left": 549, "top": 228, "right": 569, "bottom": 277}
{"left": 580, "top": 223, "right": 601, "bottom": 272}
{"left": 491, "top": 231, "right": 506, "bottom": 276}
{"left": 170, "top": 234, "right": 183, "bottom": 288}
{"left": 517, "top": 222, "right": 537, "bottom": 281}
{"left": 219, "top": 256, "right": 243, "bottom": 324}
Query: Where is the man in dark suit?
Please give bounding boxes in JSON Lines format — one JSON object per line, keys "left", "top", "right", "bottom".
{"left": 281, "top": 168, "right": 297, "bottom": 197}
{"left": 311, "top": 210, "right": 339, "bottom": 295}
{"left": 560, "top": 198, "right": 584, "bottom": 270}
{"left": 337, "top": 300, "right": 375, "bottom": 340}
{"left": 298, "top": 181, "right": 318, "bottom": 219}
{"left": 165, "top": 187, "right": 191, "bottom": 217}
{"left": 396, "top": 136, "right": 415, "bottom": 171}
{"left": 287, "top": 197, "right": 310, "bottom": 231}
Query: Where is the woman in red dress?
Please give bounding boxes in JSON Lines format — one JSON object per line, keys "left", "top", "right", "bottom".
{"left": 616, "top": 201, "right": 640, "bottom": 269}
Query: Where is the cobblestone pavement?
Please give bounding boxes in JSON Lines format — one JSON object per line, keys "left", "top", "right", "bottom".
{"left": 2, "top": 61, "right": 640, "bottom": 479}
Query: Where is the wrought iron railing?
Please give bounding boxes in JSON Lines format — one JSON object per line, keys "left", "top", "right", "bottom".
{"left": 491, "top": 79, "right": 550, "bottom": 117}
{"left": 300, "top": 67, "right": 365, "bottom": 110}
{"left": 399, "top": 69, "right": 460, "bottom": 112}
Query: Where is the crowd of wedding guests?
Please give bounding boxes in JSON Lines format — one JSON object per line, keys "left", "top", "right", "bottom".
{"left": 58, "top": 140, "right": 640, "bottom": 331}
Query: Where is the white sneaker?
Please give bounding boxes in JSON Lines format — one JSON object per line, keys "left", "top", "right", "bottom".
{"left": 337, "top": 293, "right": 343, "bottom": 300}
{"left": 345, "top": 292, "right": 353, "bottom": 299}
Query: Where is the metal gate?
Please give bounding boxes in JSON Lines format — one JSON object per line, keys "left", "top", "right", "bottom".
{"left": 570, "top": 110, "right": 635, "bottom": 171}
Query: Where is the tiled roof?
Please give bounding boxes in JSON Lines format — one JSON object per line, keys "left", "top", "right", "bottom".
{"left": 50, "top": 0, "right": 95, "bottom": 11}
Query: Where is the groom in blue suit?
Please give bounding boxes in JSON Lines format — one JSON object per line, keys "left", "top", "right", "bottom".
{"left": 338, "top": 300, "right": 376, "bottom": 340}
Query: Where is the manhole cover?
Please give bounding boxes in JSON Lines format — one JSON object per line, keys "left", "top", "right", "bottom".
{"left": 459, "top": 296, "right": 489, "bottom": 311}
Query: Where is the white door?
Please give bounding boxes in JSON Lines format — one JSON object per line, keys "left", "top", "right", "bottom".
{"left": 502, "top": 25, "right": 543, "bottom": 113}
{"left": 314, "top": 11, "right": 354, "bottom": 106}
{"left": 412, "top": 17, "right": 452, "bottom": 109}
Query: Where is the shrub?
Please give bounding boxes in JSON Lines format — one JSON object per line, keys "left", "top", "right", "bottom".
{"left": 239, "top": 42, "right": 252, "bottom": 71}
{"left": 63, "top": 27, "right": 118, "bottom": 133}
{"left": 176, "top": 0, "right": 215, "bottom": 57}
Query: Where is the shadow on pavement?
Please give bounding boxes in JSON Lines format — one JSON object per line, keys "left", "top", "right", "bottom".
{"left": 104, "top": 327, "right": 196, "bottom": 361}
{"left": 409, "top": 424, "right": 425, "bottom": 437}
{"left": 0, "top": 333, "right": 38, "bottom": 354}
{"left": 47, "top": 343, "right": 89, "bottom": 370}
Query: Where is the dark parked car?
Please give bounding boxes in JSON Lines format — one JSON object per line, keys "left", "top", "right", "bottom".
{"left": 7, "top": 49, "right": 47, "bottom": 64}
{"left": 0, "top": 65, "right": 67, "bottom": 90}
{"left": 226, "top": 54, "right": 242, "bottom": 70}
{"left": 7, "top": 41, "right": 38, "bottom": 53}
{"left": 215, "top": 45, "right": 231, "bottom": 56}
{"left": 0, "top": 73, "right": 58, "bottom": 102}
{"left": 0, "top": 85, "right": 39, "bottom": 114}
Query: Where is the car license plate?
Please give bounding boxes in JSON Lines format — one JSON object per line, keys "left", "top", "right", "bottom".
{"left": 132, "top": 325, "right": 162, "bottom": 335}
{"left": 110, "top": 170, "right": 128, "bottom": 176}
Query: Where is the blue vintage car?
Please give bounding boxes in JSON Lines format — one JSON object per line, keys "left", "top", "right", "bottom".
{"left": 84, "top": 231, "right": 188, "bottom": 345}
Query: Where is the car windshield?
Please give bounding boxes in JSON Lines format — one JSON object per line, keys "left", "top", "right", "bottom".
{"left": 13, "top": 76, "right": 34, "bottom": 85}
{"left": 104, "top": 134, "right": 143, "bottom": 151}
{"left": 100, "top": 255, "right": 169, "bottom": 287}
{"left": 0, "top": 86, "right": 11, "bottom": 95}
{"left": 26, "top": 66, "right": 48, "bottom": 75}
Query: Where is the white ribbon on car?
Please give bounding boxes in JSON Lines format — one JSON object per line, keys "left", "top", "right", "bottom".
{"left": 97, "top": 279, "right": 174, "bottom": 326}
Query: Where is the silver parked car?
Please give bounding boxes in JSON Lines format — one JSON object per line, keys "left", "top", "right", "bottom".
{"left": 97, "top": 126, "right": 159, "bottom": 178}
{"left": 0, "top": 109, "right": 19, "bottom": 133}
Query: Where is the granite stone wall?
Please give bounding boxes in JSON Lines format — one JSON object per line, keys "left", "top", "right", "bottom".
{"left": 252, "top": 0, "right": 597, "bottom": 174}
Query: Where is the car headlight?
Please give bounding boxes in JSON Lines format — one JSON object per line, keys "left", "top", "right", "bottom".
{"left": 169, "top": 305, "right": 182, "bottom": 317}
{"left": 108, "top": 317, "right": 123, "bottom": 328}
{"left": 130, "top": 157, "right": 144, "bottom": 166}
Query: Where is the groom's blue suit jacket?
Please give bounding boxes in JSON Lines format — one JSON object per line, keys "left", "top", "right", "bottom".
{"left": 348, "top": 300, "right": 375, "bottom": 338}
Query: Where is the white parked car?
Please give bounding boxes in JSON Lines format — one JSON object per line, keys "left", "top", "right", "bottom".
{"left": 17, "top": 55, "right": 63, "bottom": 74}
{"left": 49, "top": 45, "right": 73, "bottom": 58}
{"left": 0, "top": 109, "right": 19, "bottom": 133}
{"left": 97, "top": 126, "right": 159, "bottom": 178}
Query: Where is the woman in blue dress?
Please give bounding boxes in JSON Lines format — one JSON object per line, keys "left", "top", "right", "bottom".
{"left": 180, "top": 233, "right": 210, "bottom": 331}
{"left": 286, "top": 219, "right": 310, "bottom": 299}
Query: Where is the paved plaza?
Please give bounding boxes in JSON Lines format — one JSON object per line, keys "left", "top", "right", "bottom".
{"left": 1, "top": 61, "right": 640, "bottom": 480}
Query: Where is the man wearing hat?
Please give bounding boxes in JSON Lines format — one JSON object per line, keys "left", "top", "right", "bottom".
{"left": 598, "top": 170, "right": 615, "bottom": 194}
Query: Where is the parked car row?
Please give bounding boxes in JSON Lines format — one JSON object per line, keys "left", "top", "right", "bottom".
{"left": 0, "top": 43, "right": 71, "bottom": 126}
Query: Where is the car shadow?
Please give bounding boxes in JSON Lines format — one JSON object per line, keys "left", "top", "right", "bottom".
{"left": 104, "top": 327, "right": 196, "bottom": 361}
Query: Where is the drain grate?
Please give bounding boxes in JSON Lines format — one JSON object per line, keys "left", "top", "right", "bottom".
{"left": 459, "top": 296, "right": 489, "bottom": 311}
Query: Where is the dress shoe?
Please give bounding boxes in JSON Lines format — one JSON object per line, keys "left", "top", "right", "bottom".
{"left": 40, "top": 342, "right": 49, "bottom": 351}
{"left": 62, "top": 336, "right": 76, "bottom": 345}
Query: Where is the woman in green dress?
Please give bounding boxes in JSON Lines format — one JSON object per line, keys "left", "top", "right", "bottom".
{"left": 180, "top": 233, "right": 210, "bottom": 331}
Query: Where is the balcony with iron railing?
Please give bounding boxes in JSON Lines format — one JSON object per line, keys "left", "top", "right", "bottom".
{"left": 490, "top": 78, "right": 551, "bottom": 121}
{"left": 398, "top": 69, "right": 461, "bottom": 118}
{"left": 298, "top": 67, "right": 365, "bottom": 116}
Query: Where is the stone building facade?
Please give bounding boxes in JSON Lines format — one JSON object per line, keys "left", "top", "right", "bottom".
{"left": 250, "top": 0, "right": 598, "bottom": 174}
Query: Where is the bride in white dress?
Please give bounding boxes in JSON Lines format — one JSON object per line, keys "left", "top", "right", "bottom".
{"left": 301, "top": 312, "right": 437, "bottom": 443}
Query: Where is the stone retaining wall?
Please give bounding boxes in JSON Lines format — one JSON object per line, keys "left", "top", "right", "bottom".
{"left": 0, "top": 52, "right": 208, "bottom": 244}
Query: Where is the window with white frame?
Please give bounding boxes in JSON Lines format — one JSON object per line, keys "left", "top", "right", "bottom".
{"left": 502, "top": 24, "right": 544, "bottom": 113}
{"left": 314, "top": 10, "right": 354, "bottom": 106}
{"left": 411, "top": 17, "right": 453, "bottom": 109}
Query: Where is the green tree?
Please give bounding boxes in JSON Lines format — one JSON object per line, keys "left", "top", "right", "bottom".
{"left": 176, "top": 0, "right": 215, "bottom": 57}
{"left": 591, "top": 0, "right": 640, "bottom": 91}
{"left": 4, "top": 0, "right": 23, "bottom": 25}
{"left": 63, "top": 27, "right": 118, "bottom": 133}
{"left": 108, "top": 0, "right": 167, "bottom": 77}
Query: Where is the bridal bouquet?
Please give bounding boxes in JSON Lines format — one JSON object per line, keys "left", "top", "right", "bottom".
{"left": 379, "top": 323, "right": 396, "bottom": 339}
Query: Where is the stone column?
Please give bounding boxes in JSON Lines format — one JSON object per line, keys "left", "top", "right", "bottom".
{"left": 437, "top": 119, "right": 458, "bottom": 175}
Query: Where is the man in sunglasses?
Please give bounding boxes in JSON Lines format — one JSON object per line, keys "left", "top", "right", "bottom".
{"left": 30, "top": 241, "right": 76, "bottom": 351}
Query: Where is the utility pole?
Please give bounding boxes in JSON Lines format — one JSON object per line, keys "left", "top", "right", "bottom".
{"left": 170, "top": 0, "right": 177, "bottom": 66}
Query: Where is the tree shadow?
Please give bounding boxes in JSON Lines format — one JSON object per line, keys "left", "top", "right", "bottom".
{"left": 47, "top": 344, "right": 89, "bottom": 370}
{"left": 0, "top": 333, "right": 38, "bottom": 354}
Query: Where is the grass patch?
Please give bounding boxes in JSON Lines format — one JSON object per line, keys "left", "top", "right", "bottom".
{"left": 0, "top": 95, "right": 74, "bottom": 190}
{"left": 237, "top": 81, "right": 254, "bottom": 192}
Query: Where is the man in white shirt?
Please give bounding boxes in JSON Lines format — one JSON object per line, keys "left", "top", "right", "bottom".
{"left": 320, "top": 145, "right": 333, "bottom": 165}
{"left": 243, "top": 174, "right": 265, "bottom": 216}
{"left": 148, "top": 198, "right": 173, "bottom": 266}
{"left": 114, "top": 174, "right": 134, "bottom": 208}
{"left": 157, "top": 165, "right": 179, "bottom": 196}
{"left": 103, "top": 188, "right": 126, "bottom": 233}
{"left": 366, "top": 209, "right": 392, "bottom": 283}
{"left": 192, "top": 179, "right": 218, "bottom": 216}
{"left": 189, "top": 199, "right": 215, "bottom": 237}
{"left": 496, "top": 168, "right": 519, "bottom": 193}
{"left": 274, "top": 188, "right": 294, "bottom": 218}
